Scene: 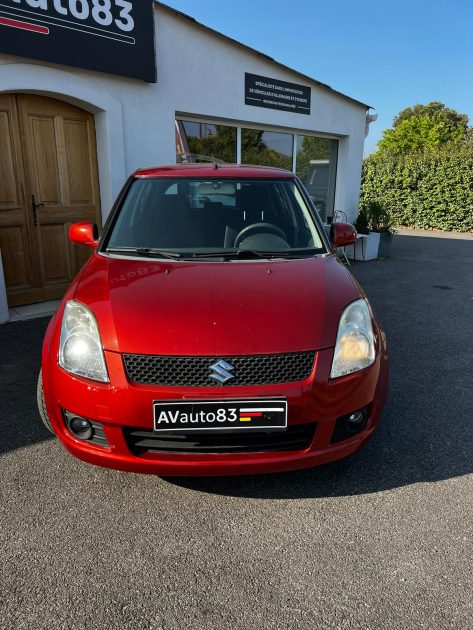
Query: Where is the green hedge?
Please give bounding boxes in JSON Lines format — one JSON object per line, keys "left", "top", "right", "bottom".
{"left": 360, "top": 145, "right": 473, "bottom": 232}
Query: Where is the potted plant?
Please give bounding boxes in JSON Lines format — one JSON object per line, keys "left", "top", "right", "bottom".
{"left": 346, "top": 207, "right": 379, "bottom": 261}
{"left": 347, "top": 201, "right": 395, "bottom": 261}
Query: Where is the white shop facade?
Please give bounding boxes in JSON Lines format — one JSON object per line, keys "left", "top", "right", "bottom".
{"left": 0, "top": 0, "right": 372, "bottom": 320}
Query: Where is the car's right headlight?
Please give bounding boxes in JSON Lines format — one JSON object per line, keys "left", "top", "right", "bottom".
{"left": 330, "top": 299, "right": 375, "bottom": 379}
{"left": 58, "top": 300, "right": 109, "bottom": 383}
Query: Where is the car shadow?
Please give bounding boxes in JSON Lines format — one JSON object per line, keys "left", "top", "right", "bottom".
{"left": 162, "top": 404, "right": 472, "bottom": 499}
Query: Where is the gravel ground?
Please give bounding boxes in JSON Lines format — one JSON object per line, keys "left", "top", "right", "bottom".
{"left": 1, "top": 230, "right": 472, "bottom": 630}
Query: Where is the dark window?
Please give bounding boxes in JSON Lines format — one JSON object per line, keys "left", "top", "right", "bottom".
{"left": 105, "top": 178, "right": 325, "bottom": 256}
{"left": 241, "top": 129, "right": 293, "bottom": 171}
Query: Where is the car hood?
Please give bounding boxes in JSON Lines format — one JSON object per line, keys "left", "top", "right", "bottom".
{"left": 74, "top": 254, "right": 360, "bottom": 355}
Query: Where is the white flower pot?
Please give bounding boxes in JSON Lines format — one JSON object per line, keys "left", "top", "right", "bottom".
{"left": 346, "top": 232, "right": 380, "bottom": 261}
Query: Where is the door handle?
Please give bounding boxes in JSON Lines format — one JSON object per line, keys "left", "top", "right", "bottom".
{"left": 31, "top": 195, "right": 44, "bottom": 226}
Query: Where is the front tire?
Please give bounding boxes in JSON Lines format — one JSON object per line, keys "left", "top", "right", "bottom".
{"left": 37, "top": 370, "right": 55, "bottom": 435}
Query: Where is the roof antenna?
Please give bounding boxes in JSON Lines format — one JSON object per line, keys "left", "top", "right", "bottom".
{"left": 214, "top": 162, "right": 219, "bottom": 170}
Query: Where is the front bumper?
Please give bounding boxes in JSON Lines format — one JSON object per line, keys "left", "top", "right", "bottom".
{"left": 41, "top": 330, "right": 389, "bottom": 475}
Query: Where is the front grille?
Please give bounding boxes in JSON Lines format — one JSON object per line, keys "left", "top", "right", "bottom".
{"left": 124, "top": 423, "right": 317, "bottom": 455}
{"left": 123, "top": 351, "right": 316, "bottom": 387}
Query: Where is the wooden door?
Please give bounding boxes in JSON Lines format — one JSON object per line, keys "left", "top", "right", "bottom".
{"left": 0, "top": 94, "right": 39, "bottom": 306}
{"left": 0, "top": 94, "right": 101, "bottom": 307}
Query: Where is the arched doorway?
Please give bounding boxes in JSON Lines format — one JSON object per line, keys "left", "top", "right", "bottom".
{"left": 0, "top": 93, "right": 101, "bottom": 307}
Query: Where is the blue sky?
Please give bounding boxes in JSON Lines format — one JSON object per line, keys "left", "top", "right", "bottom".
{"left": 163, "top": 0, "right": 473, "bottom": 154}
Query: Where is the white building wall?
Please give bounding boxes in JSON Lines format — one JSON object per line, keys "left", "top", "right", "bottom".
{"left": 0, "top": 3, "right": 368, "bottom": 313}
{"left": 0, "top": 5, "right": 368, "bottom": 217}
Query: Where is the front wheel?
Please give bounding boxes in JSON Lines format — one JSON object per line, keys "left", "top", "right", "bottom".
{"left": 37, "top": 370, "right": 55, "bottom": 435}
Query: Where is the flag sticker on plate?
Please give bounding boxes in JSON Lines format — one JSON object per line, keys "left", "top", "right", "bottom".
{"left": 239, "top": 406, "right": 286, "bottom": 422}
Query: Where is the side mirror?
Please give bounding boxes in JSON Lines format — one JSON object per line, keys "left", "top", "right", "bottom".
{"left": 330, "top": 222, "right": 357, "bottom": 248}
{"left": 69, "top": 221, "right": 99, "bottom": 248}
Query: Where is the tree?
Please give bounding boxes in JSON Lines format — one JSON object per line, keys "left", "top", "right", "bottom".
{"left": 377, "top": 102, "right": 470, "bottom": 155}
{"left": 393, "top": 101, "right": 468, "bottom": 129}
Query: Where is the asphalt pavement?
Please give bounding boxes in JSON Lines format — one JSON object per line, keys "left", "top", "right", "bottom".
{"left": 1, "top": 230, "right": 472, "bottom": 630}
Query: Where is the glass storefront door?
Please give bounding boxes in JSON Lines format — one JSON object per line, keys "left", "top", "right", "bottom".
{"left": 295, "top": 136, "right": 338, "bottom": 222}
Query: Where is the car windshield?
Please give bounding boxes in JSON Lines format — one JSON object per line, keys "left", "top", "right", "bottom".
{"left": 104, "top": 178, "right": 326, "bottom": 259}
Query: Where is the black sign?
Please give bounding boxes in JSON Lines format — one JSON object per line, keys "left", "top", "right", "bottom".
{"left": 245, "top": 73, "right": 311, "bottom": 115}
{"left": 0, "top": 0, "right": 156, "bottom": 82}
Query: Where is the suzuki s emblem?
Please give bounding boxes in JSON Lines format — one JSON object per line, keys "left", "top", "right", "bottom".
{"left": 210, "top": 360, "right": 235, "bottom": 384}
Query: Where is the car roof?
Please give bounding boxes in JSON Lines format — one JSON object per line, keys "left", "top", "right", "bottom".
{"left": 134, "top": 164, "right": 295, "bottom": 179}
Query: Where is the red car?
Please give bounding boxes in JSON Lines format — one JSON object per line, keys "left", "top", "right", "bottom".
{"left": 38, "top": 164, "right": 389, "bottom": 476}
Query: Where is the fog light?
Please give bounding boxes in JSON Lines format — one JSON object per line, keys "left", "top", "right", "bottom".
{"left": 62, "top": 410, "right": 108, "bottom": 447}
{"left": 69, "top": 416, "right": 93, "bottom": 440}
{"left": 345, "top": 409, "right": 368, "bottom": 434}
{"left": 331, "top": 405, "right": 370, "bottom": 443}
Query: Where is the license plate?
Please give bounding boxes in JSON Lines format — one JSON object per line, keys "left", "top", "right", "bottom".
{"left": 153, "top": 399, "right": 287, "bottom": 432}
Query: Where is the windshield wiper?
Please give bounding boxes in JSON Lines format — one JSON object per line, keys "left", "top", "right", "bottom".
{"left": 105, "top": 247, "right": 181, "bottom": 259}
{"left": 191, "top": 249, "right": 318, "bottom": 259}
{"left": 190, "top": 249, "right": 287, "bottom": 259}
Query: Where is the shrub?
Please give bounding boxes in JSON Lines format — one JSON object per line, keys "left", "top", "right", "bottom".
{"left": 360, "top": 145, "right": 473, "bottom": 233}
{"left": 361, "top": 200, "right": 396, "bottom": 233}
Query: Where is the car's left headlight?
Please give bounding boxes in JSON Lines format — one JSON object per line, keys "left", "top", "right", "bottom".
{"left": 58, "top": 300, "right": 109, "bottom": 383}
{"left": 330, "top": 299, "right": 375, "bottom": 379}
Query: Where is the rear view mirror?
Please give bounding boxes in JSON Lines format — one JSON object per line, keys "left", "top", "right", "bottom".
{"left": 69, "top": 221, "right": 99, "bottom": 248}
{"left": 330, "top": 222, "right": 357, "bottom": 248}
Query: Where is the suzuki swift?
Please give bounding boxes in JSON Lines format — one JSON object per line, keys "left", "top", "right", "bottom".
{"left": 38, "top": 164, "right": 388, "bottom": 476}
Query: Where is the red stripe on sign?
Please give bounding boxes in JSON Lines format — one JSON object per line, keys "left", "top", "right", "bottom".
{"left": 0, "top": 17, "right": 49, "bottom": 34}
{"left": 239, "top": 412, "right": 263, "bottom": 417}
